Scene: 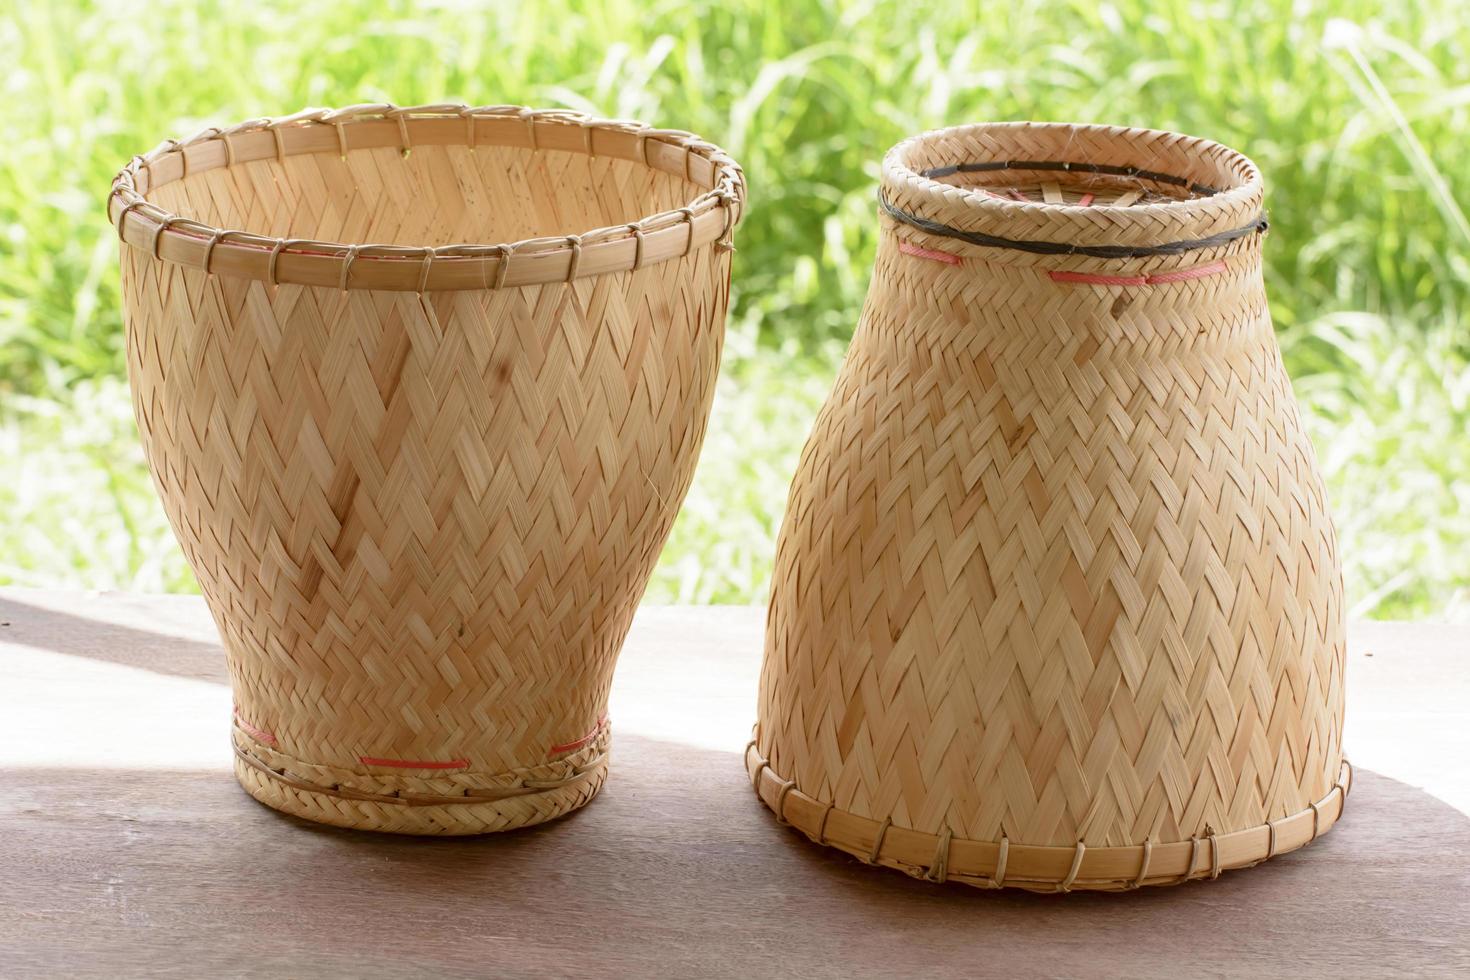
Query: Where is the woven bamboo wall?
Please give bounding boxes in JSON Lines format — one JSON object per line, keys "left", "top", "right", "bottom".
{"left": 115, "top": 106, "right": 741, "bottom": 834}
{"left": 752, "top": 122, "right": 1345, "bottom": 889}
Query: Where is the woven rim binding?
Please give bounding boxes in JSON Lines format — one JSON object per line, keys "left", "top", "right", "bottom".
{"left": 107, "top": 103, "right": 746, "bottom": 291}
{"left": 745, "top": 738, "right": 1351, "bottom": 892}
{"left": 878, "top": 194, "right": 1268, "bottom": 259}
{"left": 879, "top": 121, "right": 1266, "bottom": 261}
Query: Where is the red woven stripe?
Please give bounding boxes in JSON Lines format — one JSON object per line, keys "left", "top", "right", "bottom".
{"left": 233, "top": 706, "right": 278, "bottom": 747}
{"left": 1049, "top": 259, "right": 1230, "bottom": 288}
{"left": 550, "top": 713, "right": 610, "bottom": 756}
{"left": 1146, "top": 259, "right": 1228, "bottom": 284}
{"left": 359, "top": 756, "right": 469, "bottom": 770}
{"left": 898, "top": 241, "right": 962, "bottom": 266}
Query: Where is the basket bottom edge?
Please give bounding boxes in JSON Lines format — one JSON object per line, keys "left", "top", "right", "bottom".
{"left": 234, "top": 752, "right": 610, "bottom": 836}
{"left": 745, "top": 738, "right": 1350, "bottom": 893}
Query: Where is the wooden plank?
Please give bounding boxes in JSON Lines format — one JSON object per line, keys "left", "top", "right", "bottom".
{"left": 1, "top": 590, "right": 1467, "bottom": 978}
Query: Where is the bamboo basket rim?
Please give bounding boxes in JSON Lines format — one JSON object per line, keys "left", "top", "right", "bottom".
{"left": 107, "top": 102, "right": 747, "bottom": 291}
{"left": 745, "top": 738, "right": 1351, "bottom": 892}
{"left": 880, "top": 121, "right": 1266, "bottom": 261}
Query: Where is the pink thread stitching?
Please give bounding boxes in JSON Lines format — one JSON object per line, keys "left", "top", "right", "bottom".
{"left": 1049, "top": 258, "right": 1229, "bottom": 287}
{"left": 233, "top": 706, "right": 278, "bottom": 747}
{"left": 898, "top": 241, "right": 962, "bottom": 266}
{"left": 550, "top": 712, "right": 610, "bottom": 756}
{"left": 1143, "top": 259, "right": 1228, "bottom": 284}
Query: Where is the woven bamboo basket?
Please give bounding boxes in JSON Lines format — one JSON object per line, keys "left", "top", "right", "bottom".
{"left": 109, "top": 103, "right": 744, "bottom": 835}
{"left": 749, "top": 122, "right": 1347, "bottom": 891}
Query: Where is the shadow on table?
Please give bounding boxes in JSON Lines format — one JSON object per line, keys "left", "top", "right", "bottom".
{"left": 3, "top": 729, "right": 1468, "bottom": 979}
{"left": 0, "top": 593, "right": 228, "bottom": 684}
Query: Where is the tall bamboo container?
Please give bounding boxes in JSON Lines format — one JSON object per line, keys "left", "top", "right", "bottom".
{"left": 109, "top": 104, "right": 744, "bottom": 834}
{"left": 748, "top": 122, "right": 1347, "bottom": 891}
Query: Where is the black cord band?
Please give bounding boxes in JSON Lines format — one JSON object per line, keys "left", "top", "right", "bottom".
{"left": 879, "top": 191, "right": 1267, "bottom": 259}
{"left": 918, "top": 159, "right": 1223, "bottom": 198}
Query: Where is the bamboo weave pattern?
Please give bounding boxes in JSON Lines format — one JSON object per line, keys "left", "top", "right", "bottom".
{"left": 752, "top": 122, "right": 1345, "bottom": 890}
{"left": 114, "top": 105, "right": 743, "bottom": 834}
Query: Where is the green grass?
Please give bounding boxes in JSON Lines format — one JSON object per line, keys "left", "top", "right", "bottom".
{"left": 1, "top": 0, "right": 1468, "bottom": 616}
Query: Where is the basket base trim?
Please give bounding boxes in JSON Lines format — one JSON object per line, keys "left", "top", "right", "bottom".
{"left": 744, "top": 738, "right": 1350, "bottom": 893}
{"left": 234, "top": 748, "right": 609, "bottom": 836}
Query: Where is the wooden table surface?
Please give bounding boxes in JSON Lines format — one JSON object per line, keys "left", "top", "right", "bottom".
{"left": 2, "top": 589, "right": 1467, "bottom": 978}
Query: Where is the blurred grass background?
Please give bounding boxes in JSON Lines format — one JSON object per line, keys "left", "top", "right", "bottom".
{"left": 2, "top": 0, "right": 1467, "bottom": 617}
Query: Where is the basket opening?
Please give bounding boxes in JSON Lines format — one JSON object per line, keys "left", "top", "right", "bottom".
{"left": 922, "top": 162, "right": 1212, "bottom": 208}
{"left": 895, "top": 122, "right": 1258, "bottom": 211}
{"left": 143, "top": 142, "right": 700, "bottom": 248}
{"left": 878, "top": 122, "right": 1265, "bottom": 259}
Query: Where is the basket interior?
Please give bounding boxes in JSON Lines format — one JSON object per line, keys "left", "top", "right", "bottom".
{"left": 143, "top": 143, "right": 699, "bottom": 247}
{"left": 925, "top": 167, "right": 1204, "bottom": 207}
